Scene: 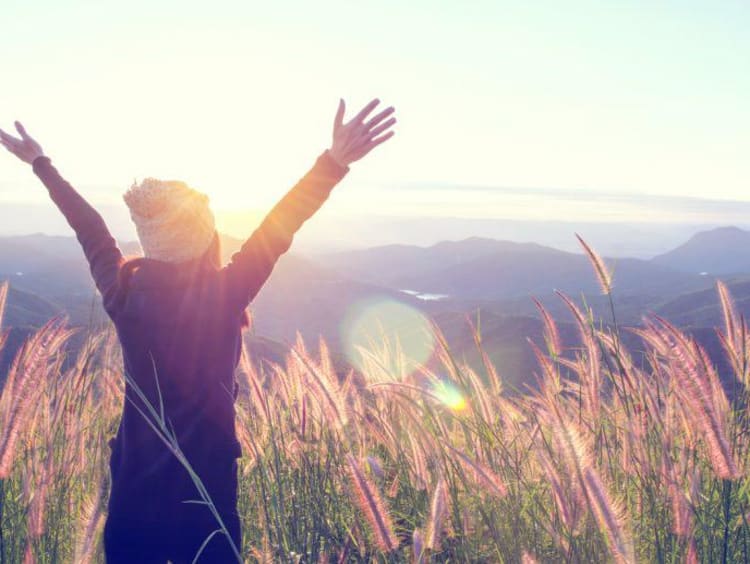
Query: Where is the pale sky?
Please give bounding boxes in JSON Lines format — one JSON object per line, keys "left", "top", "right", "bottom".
{"left": 1, "top": 0, "right": 749, "bottom": 232}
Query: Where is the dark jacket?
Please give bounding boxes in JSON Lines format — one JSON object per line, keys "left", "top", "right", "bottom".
{"left": 32, "top": 153, "right": 348, "bottom": 511}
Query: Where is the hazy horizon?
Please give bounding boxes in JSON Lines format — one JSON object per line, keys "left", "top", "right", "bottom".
{"left": 0, "top": 193, "right": 748, "bottom": 258}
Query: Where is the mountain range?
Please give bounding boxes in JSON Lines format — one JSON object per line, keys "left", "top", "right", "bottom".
{"left": 3, "top": 226, "right": 750, "bottom": 388}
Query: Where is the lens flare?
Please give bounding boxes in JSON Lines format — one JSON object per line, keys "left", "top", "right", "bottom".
{"left": 341, "top": 297, "right": 436, "bottom": 380}
{"left": 432, "top": 380, "right": 468, "bottom": 411}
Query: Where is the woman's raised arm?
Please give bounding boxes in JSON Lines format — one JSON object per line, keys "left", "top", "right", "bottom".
{"left": 0, "top": 122, "right": 124, "bottom": 314}
{"left": 222, "top": 98, "right": 396, "bottom": 310}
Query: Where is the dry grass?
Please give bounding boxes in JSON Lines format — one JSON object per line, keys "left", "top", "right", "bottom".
{"left": 2, "top": 243, "right": 750, "bottom": 562}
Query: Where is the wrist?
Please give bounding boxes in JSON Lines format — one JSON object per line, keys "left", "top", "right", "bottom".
{"left": 327, "top": 148, "right": 348, "bottom": 168}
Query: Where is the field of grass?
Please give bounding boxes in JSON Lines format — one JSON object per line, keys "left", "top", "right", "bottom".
{"left": 2, "top": 244, "right": 750, "bottom": 563}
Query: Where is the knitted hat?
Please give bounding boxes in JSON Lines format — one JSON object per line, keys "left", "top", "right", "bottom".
{"left": 123, "top": 178, "right": 216, "bottom": 263}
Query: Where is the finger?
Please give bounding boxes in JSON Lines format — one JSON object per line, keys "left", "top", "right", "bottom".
{"left": 366, "top": 117, "right": 396, "bottom": 139}
{"left": 334, "top": 99, "right": 345, "bottom": 132}
{"left": 0, "top": 139, "right": 18, "bottom": 154}
{"left": 0, "top": 129, "right": 19, "bottom": 146}
{"left": 349, "top": 98, "right": 380, "bottom": 125}
{"left": 14, "top": 121, "right": 30, "bottom": 140}
{"left": 367, "top": 130, "right": 395, "bottom": 150}
{"left": 354, "top": 130, "right": 395, "bottom": 161}
{"left": 364, "top": 107, "right": 395, "bottom": 130}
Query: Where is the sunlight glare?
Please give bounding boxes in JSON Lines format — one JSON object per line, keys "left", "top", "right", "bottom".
{"left": 340, "top": 298, "right": 435, "bottom": 380}
{"left": 432, "top": 379, "right": 468, "bottom": 412}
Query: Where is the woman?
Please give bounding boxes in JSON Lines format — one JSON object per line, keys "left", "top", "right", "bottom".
{"left": 0, "top": 98, "right": 396, "bottom": 563}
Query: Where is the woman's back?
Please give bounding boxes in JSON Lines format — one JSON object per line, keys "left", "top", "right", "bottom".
{"left": 111, "top": 259, "right": 245, "bottom": 489}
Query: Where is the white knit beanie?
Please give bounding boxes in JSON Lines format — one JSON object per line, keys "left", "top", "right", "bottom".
{"left": 123, "top": 178, "right": 216, "bottom": 263}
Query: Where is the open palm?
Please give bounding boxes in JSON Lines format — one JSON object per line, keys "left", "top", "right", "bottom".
{"left": 0, "top": 121, "right": 45, "bottom": 164}
{"left": 329, "top": 99, "right": 396, "bottom": 167}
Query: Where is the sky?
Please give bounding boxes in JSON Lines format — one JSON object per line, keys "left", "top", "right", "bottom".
{"left": 1, "top": 0, "right": 749, "bottom": 239}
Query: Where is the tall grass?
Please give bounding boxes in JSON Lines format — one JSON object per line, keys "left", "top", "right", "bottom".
{"left": 1, "top": 242, "right": 750, "bottom": 561}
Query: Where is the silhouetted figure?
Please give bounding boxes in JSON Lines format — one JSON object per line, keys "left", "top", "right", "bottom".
{"left": 0, "top": 99, "right": 395, "bottom": 563}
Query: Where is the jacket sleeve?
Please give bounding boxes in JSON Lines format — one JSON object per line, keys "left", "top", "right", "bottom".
{"left": 32, "top": 156, "right": 124, "bottom": 314}
{"left": 222, "top": 150, "right": 348, "bottom": 310}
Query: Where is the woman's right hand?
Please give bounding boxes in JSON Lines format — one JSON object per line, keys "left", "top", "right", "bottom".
{"left": 328, "top": 99, "right": 396, "bottom": 168}
{"left": 0, "top": 121, "right": 45, "bottom": 165}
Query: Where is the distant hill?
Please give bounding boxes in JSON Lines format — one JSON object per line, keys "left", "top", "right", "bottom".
{"left": 2, "top": 284, "right": 62, "bottom": 328}
{"left": 250, "top": 253, "right": 421, "bottom": 346}
{"left": 321, "top": 237, "right": 716, "bottom": 301}
{"left": 654, "top": 277, "right": 750, "bottom": 328}
{"left": 317, "top": 237, "right": 509, "bottom": 286}
{"left": 651, "top": 226, "right": 750, "bottom": 275}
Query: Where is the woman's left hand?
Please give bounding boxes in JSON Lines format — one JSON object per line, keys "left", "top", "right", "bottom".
{"left": 0, "top": 121, "right": 45, "bottom": 165}
{"left": 329, "top": 98, "right": 396, "bottom": 168}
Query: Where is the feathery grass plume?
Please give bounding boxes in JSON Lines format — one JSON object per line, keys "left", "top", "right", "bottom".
{"left": 533, "top": 297, "right": 562, "bottom": 356}
{"left": 318, "top": 335, "right": 335, "bottom": 379}
{"left": 234, "top": 404, "right": 255, "bottom": 466}
{"left": 575, "top": 233, "right": 612, "bottom": 294}
{"left": 717, "top": 280, "right": 741, "bottom": 353}
{"left": 555, "top": 291, "right": 605, "bottom": 416}
{"left": 669, "top": 481, "right": 692, "bottom": 538}
{"left": 649, "top": 316, "right": 740, "bottom": 479}
{"left": 27, "top": 448, "right": 55, "bottom": 538}
{"left": 408, "top": 432, "right": 429, "bottom": 491}
{"left": 669, "top": 465, "right": 701, "bottom": 539}
{"left": 240, "top": 344, "right": 270, "bottom": 424}
{"left": 73, "top": 483, "right": 105, "bottom": 563}
{"left": 300, "top": 392, "right": 307, "bottom": 439}
{"left": 527, "top": 338, "right": 558, "bottom": 385}
{"left": 466, "top": 315, "right": 503, "bottom": 395}
{"left": 23, "top": 542, "right": 35, "bottom": 564}
{"left": 696, "top": 344, "right": 731, "bottom": 421}
{"left": 445, "top": 444, "right": 507, "bottom": 497}
{"left": 368, "top": 380, "right": 450, "bottom": 408}
{"left": 545, "top": 408, "right": 634, "bottom": 563}
{"left": 522, "top": 552, "right": 540, "bottom": 564}
{"left": 556, "top": 346, "right": 602, "bottom": 424}
{"left": 464, "top": 365, "right": 493, "bottom": 423}
{"left": 291, "top": 341, "right": 348, "bottom": 429}
{"left": 620, "top": 428, "right": 638, "bottom": 477}
{"left": 432, "top": 323, "right": 474, "bottom": 396}
{"left": 387, "top": 473, "right": 400, "bottom": 498}
{"left": 345, "top": 453, "right": 398, "bottom": 552}
{"left": 0, "top": 347, "right": 22, "bottom": 437}
{"left": 546, "top": 408, "right": 591, "bottom": 481}
{"left": 538, "top": 448, "right": 581, "bottom": 531}
{"left": 0, "top": 317, "right": 72, "bottom": 478}
{"left": 596, "top": 329, "right": 634, "bottom": 390}
{"left": 0, "top": 280, "right": 7, "bottom": 316}
{"left": 555, "top": 290, "right": 591, "bottom": 341}
{"left": 582, "top": 467, "right": 634, "bottom": 564}
{"left": 412, "top": 528, "right": 425, "bottom": 564}
{"left": 425, "top": 476, "right": 448, "bottom": 551}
